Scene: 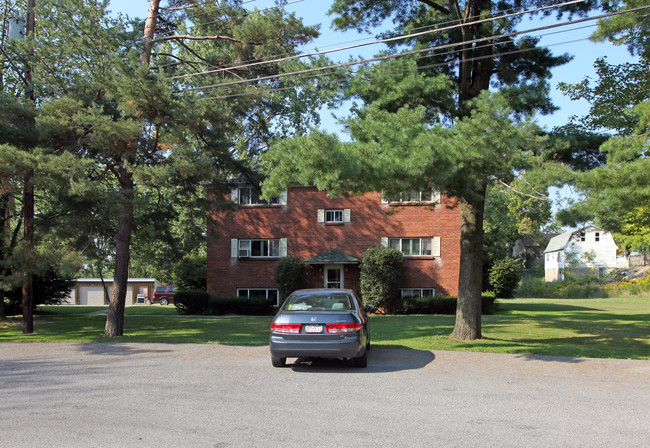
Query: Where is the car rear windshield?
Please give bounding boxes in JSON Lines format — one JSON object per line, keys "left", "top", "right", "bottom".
{"left": 283, "top": 293, "right": 353, "bottom": 312}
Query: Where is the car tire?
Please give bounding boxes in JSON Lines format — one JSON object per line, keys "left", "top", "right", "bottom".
{"left": 160, "top": 298, "right": 168, "bottom": 306}
{"left": 271, "top": 356, "right": 287, "bottom": 368}
{"left": 352, "top": 351, "right": 367, "bottom": 368}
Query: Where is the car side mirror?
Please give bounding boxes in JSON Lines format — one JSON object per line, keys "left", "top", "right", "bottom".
{"left": 365, "top": 304, "right": 376, "bottom": 313}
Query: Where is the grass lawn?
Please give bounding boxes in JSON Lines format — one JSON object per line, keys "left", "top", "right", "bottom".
{"left": 0, "top": 296, "right": 648, "bottom": 359}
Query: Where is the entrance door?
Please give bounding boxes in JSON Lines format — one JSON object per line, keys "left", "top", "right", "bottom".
{"left": 324, "top": 265, "right": 344, "bottom": 289}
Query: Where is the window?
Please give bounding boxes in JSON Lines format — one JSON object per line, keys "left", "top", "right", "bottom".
{"left": 580, "top": 231, "right": 586, "bottom": 242}
{"left": 238, "top": 288, "right": 280, "bottom": 306}
{"left": 383, "top": 189, "right": 440, "bottom": 204}
{"left": 325, "top": 210, "right": 343, "bottom": 223}
{"left": 389, "top": 238, "right": 433, "bottom": 256}
{"left": 236, "top": 187, "right": 281, "bottom": 206}
{"left": 239, "top": 239, "right": 280, "bottom": 257}
{"left": 401, "top": 288, "right": 435, "bottom": 298}
{"left": 317, "top": 209, "right": 350, "bottom": 224}
{"left": 595, "top": 232, "right": 600, "bottom": 242}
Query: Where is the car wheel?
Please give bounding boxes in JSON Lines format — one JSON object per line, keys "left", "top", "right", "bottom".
{"left": 160, "top": 298, "right": 168, "bottom": 306}
{"left": 271, "top": 356, "right": 287, "bottom": 368}
{"left": 352, "top": 351, "right": 367, "bottom": 368}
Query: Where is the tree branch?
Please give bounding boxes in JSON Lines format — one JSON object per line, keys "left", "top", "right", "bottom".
{"left": 489, "top": 176, "right": 548, "bottom": 201}
{"left": 154, "top": 34, "right": 242, "bottom": 44}
{"left": 419, "top": 0, "right": 451, "bottom": 15}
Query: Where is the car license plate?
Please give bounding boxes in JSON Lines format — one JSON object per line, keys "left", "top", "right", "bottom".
{"left": 304, "top": 325, "right": 323, "bottom": 333}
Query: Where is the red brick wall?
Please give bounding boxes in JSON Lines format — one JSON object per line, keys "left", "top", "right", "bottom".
{"left": 207, "top": 187, "right": 461, "bottom": 298}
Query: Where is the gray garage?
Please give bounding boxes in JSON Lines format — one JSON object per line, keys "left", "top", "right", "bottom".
{"left": 65, "top": 278, "right": 159, "bottom": 305}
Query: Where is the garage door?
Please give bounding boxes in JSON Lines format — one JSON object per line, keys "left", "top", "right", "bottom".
{"left": 79, "top": 286, "right": 109, "bottom": 306}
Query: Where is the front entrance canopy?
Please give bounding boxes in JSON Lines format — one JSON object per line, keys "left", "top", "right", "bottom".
{"left": 304, "top": 249, "right": 361, "bottom": 265}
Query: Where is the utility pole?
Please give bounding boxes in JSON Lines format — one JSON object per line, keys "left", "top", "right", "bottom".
{"left": 22, "top": 0, "right": 35, "bottom": 334}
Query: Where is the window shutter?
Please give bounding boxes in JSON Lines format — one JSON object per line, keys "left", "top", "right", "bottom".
{"left": 380, "top": 192, "right": 388, "bottom": 204}
{"left": 381, "top": 237, "right": 388, "bottom": 247}
{"left": 432, "top": 237, "right": 441, "bottom": 257}
{"left": 432, "top": 189, "right": 441, "bottom": 203}
{"left": 280, "top": 238, "right": 288, "bottom": 257}
{"left": 279, "top": 190, "right": 288, "bottom": 206}
{"left": 343, "top": 209, "right": 351, "bottom": 223}
{"left": 231, "top": 239, "right": 238, "bottom": 258}
{"left": 317, "top": 209, "right": 325, "bottom": 223}
{"left": 231, "top": 188, "right": 239, "bottom": 204}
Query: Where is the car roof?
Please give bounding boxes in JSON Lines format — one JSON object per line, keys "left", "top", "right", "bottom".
{"left": 291, "top": 288, "right": 355, "bottom": 295}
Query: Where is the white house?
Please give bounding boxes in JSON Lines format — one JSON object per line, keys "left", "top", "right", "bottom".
{"left": 543, "top": 226, "right": 618, "bottom": 282}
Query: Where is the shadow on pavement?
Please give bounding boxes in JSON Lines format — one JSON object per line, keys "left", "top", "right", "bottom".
{"left": 288, "top": 348, "right": 435, "bottom": 373}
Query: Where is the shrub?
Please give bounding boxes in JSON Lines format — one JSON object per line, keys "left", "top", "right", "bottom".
{"left": 515, "top": 272, "right": 608, "bottom": 298}
{"left": 208, "top": 296, "right": 275, "bottom": 316}
{"left": 173, "top": 289, "right": 211, "bottom": 315}
{"left": 604, "top": 273, "right": 650, "bottom": 296}
{"left": 5, "top": 271, "right": 75, "bottom": 315}
{"left": 400, "top": 294, "right": 496, "bottom": 315}
{"left": 172, "top": 253, "right": 207, "bottom": 290}
{"left": 488, "top": 258, "right": 522, "bottom": 298}
{"left": 274, "top": 256, "right": 304, "bottom": 299}
{"left": 360, "top": 246, "right": 403, "bottom": 313}
{"left": 401, "top": 295, "right": 457, "bottom": 314}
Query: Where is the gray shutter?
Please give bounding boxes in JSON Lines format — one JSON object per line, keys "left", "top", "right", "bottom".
{"left": 231, "top": 239, "right": 238, "bottom": 258}
{"left": 381, "top": 237, "right": 388, "bottom": 247}
{"left": 317, "top": 209, "right": 325, "bottom": 223}
{"left": 231, "top": 188, "right": 239, "bottom": 204}
{"left": 432, "top": 237, "right": 441, "bottom": 257}
{"left": 279, "top": 190, "right": 288, "bottom": 206}
{"left": 280, "top": 238, "right": 288, "bottom": 257}
{"left": 432, "top": 189, "right": 441, "bottom": 203}
{"left": 343, "top": 209, "right": 351, "bottom": 223}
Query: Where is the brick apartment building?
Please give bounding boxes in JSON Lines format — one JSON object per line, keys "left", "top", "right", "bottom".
{"left": 207, "top": 184, "right": 461, "bottom": 305}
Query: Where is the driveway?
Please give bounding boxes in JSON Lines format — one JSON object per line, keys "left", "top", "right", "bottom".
{"left": 1, "top": 343, "right": 648, "bottom": 447}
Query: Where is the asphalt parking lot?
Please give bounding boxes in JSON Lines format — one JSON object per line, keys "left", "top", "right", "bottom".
{"left": 1, "top": 343, "right": 648, "bottom": 447}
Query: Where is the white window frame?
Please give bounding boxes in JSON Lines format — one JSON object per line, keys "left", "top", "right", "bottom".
{"left": 232, "top": 186, "right": 286, "bottom": 206}
{"left": 401, "top": 288, "right": 435, "bottom": 298}
{"left": 382, "top": 189, "right": 441, "bottom": 204}
{"left": 326, "top": 210, "right": 343, "bottom": 223}
{"left": 237, "top": 288, "right": 280, "bottom": 306}
{"left": 232, "top": 238, "right": 287, "bottom": 258}
{"left": 387, "top": 237, "right": 438, "bottom": 257}
{"left": 317, "top": 209, "right": 351, "bottom": 224}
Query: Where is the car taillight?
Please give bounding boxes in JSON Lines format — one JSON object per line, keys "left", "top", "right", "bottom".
{"left": 270, "top": 323, "right": 302, "bottom": 334}
{"left": 326, "top": 323, "right": 362, "bottom": 334}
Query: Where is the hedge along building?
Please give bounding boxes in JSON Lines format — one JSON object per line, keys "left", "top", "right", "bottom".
{"left": 207, "top": 183, "right": 461, "bottom": 305}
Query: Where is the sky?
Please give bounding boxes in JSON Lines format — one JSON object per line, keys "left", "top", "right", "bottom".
{"left": 108, "top": 0, "right": 638, "bottom": 132}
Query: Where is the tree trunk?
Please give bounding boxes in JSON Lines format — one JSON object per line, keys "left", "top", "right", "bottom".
{"left": 104, "top": 169, "right": 134, "bottom": 338}
{"left": 450, "top": 186, "right": 486, "bottom": 340}
{"left": 22, "top": 178, "right": 34, "bottom": 334}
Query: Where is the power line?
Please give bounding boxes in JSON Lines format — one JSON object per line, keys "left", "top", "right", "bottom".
{"left": 200, "top": 19, "right": 612, "bottom": 100}
{"left": 199, "top": 36, "right": 597, "bottom": 101}
{"left": 151, "top": 0, "right": 572, "bottom": 76}
{"left": 180, "top": 5, "right": 649, "bottom": 94}
{"left": 152, "top": 0, "right": 510, "bottom": 72}
{"left": 171, "top": 0, "right": 589, "bottom": 81}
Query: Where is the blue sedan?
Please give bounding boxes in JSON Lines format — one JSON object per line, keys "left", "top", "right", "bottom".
{"left": 269, "top": 289, "right": 372, "bottom": 368}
